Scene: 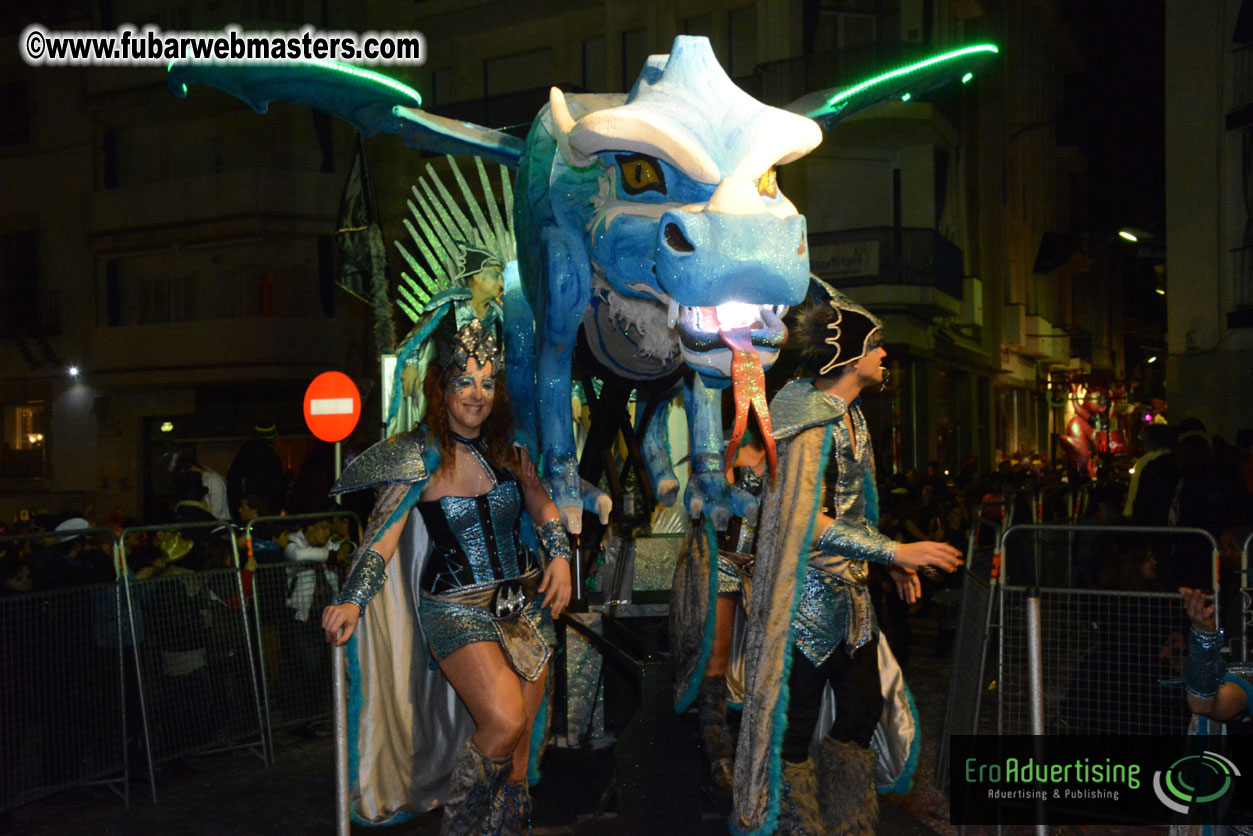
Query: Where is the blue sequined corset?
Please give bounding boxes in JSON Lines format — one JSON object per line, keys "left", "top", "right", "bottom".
{"left": 417, "top": 478, "right": 538, "bottom": 594}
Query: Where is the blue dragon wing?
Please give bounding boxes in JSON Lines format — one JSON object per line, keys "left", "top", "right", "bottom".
{"left": 787, "top": 43, "right": 999, "bottom": 130}
{"left": 167, "top": 60, "right": 525, "bottom": 168}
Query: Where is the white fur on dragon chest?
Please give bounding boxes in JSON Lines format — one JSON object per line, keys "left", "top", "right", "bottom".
{"left": 580, "top": 277, "right": 682, "bottom": 381}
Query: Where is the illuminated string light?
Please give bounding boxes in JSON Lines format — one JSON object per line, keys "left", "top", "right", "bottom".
{"left": 962, "top": 72, "right": 974, "bottom": 83}
{"left": 901, "top": 92, "right": 911, "bottom": 102}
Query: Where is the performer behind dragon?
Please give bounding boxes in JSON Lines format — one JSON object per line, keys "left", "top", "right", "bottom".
{"left": 320, "top": 315, "right": 572, "bottom": 835}
{"left": 733, "top": 288, "right": 962, "bottom": 836}
{"left": 700, "top": 429, "right": 767, "bottom": 797}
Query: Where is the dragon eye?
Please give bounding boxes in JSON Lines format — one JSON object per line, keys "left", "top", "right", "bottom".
{"left": 756, "top": 168, "right": 778, "bottom": 199}
{"left": 616, "top": 153, "right": 667, "bottom": 195}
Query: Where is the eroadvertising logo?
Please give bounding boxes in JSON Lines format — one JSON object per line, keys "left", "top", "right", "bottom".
{"left": 1152, "top": 751, "right": 1241, "bottom": 815}
{"left": 950, "top": 736, "right": 1250, "bottom": 826}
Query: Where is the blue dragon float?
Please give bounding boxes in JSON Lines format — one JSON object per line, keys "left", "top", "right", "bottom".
{"left": 170, "top": 36, "right": 996, "bottom": 533}
{"left": 170, "top": 34, "right": 996, "bottom": 834}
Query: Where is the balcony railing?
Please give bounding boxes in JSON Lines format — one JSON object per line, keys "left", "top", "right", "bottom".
{"left": 808, "top": 227, "right": 963, "bottom": 300}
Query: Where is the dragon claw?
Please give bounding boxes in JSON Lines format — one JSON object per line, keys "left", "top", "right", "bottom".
{"left": 544, "top": 466, "right": 612, "bottom": 534}
{"left": 684, "top": 471, "right": 750, "bottom": 532}
{"left": 655, "top": 478, "right": 680, "bottom": 508}
{"left": 557, "top": 505, "right": 583, "bottom": 535}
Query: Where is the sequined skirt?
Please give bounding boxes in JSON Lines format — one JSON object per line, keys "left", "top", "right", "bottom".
{"left": 419, "top": 571, "right": 555, "bottom": 681}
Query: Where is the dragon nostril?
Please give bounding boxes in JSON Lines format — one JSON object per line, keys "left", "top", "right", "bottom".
{"left": 664, "top": 222, "right": 696, "bottom": 253}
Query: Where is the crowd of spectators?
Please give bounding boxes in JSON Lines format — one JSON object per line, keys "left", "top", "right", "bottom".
{"left": 866, "top": 418, "right": 1252, "bottom": 663}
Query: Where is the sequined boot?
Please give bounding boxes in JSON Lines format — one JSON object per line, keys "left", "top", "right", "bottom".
{"left": 816, "top": 738, "right": 879, "bottom": 836}
{"left": 490, "top": 779, "right": 532, "bottom": 836}
{"left": 775, "top": 758, "right": 823, "bottom": 834}
{"left": 698, "top": 676, "right": 735, "bottom": 796}
{"left": 440, "top": 740, "right": 511, "bottom": 836}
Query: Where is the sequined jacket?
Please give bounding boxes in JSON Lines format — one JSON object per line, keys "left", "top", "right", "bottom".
{"left": 768, "top": 379, "right": 896, "bottom": 664}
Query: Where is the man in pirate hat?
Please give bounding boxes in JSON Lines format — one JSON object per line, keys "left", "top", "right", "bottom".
{"left": 731, "top": 283, "right": 963, "bottom": 836}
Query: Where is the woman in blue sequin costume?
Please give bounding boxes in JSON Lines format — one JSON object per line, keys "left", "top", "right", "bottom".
{"left": 321, "top": 317, "right": 573, "bottom": 835}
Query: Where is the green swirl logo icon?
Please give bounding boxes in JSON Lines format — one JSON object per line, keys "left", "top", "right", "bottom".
{"left": 1152, "top": 751, "right": 1241, "bottom": 814}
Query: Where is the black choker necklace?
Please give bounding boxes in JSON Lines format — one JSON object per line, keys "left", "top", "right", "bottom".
{"left": 450, "top": 431, "right": 482, "bottom": 446}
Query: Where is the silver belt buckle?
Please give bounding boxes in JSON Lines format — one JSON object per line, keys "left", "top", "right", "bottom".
{"left": 492, "top": 580, "right": 526, "bottom": 619}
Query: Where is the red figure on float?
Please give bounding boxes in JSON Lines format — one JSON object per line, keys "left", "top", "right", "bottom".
{"left": 1059, "top": 382, "right": 1108, "bottom": 477}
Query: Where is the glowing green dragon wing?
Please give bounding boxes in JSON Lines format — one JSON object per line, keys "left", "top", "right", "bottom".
{"left": 167, "top": 60, "right": 524, "bottom": 168}
{"left": 788, "top": 43, "right": 999, "bottom": 130}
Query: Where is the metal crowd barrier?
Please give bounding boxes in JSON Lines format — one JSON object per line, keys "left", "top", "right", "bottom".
{"left": 243, "top": 511, "right": 360, "bottom": 759}
{"left": 1031, "top": 484, "right": 1076, "bottom": 525}
{"left": 941, "top": 522, "right": 1219, "bottom": 803}
{"left": 995, "top": 585, "right": 1192, "bottom": 736}
{"left": 1, "top": 512, "right": 368, "bottom": 814}
{"left": 0, "top": 528, "right": 129, "bottom": 812}
{"left": 118, "top": 520, "right": 268, "bottom": 787}
{"left": 997, "top": 523, "right": 1217, "bottom": 740}
{"left": 936, "top": 514, "right": 1006, "bottom": 794}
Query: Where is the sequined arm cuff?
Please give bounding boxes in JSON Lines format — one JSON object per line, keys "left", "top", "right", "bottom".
{"left": 537, "top": 520, "right": 573, "bottom": 564}
{"left": 333, "top": 548, "right": 387, "bottom": 616}
{"left": 815, "top": 521, "right": 897, "bottom": 566}
{"left": 1185, "top": 626, "right": 1226, "bottom": 699}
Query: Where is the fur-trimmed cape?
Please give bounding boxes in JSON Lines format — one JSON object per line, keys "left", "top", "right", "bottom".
{"left": 730, "top": 380, "right": 919, "bottom": 835}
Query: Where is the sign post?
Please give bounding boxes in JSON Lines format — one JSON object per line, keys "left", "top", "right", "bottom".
{"left": 303, "top": 370, "right": 361, "bottom": 836}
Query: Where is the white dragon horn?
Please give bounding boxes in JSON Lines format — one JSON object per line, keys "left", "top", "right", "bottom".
{"left": 548, "top": 87, "right": 594, "bottom": 168}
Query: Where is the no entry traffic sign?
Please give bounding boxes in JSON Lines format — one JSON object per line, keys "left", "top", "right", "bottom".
{"left": 303, "top": 371, "right": 361, "bottom": 443}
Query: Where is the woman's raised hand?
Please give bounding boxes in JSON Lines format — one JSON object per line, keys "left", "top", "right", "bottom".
{"left": 1179, "top": 587, "right": 1217, "bottom": 633}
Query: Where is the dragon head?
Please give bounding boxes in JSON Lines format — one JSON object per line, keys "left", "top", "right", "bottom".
{"left": 548, "top": 36, "right": 821, "bottom": 388}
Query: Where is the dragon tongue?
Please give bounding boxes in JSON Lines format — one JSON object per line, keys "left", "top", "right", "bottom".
{"left": 722, "top": 326, "right": 778, "bottom": 478}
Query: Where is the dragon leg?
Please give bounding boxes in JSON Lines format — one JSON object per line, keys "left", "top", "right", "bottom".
{"left": 637, "top": 379, "right": 683, "bottom": 508}
{"left": 682, "top": 373, "right": 758, "bottom": 531}
{"left": 536, "top": 224, "right": 609, "bottom": 532}
{"left": 502, "top": 262, "right": 539, "bottom": 460}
